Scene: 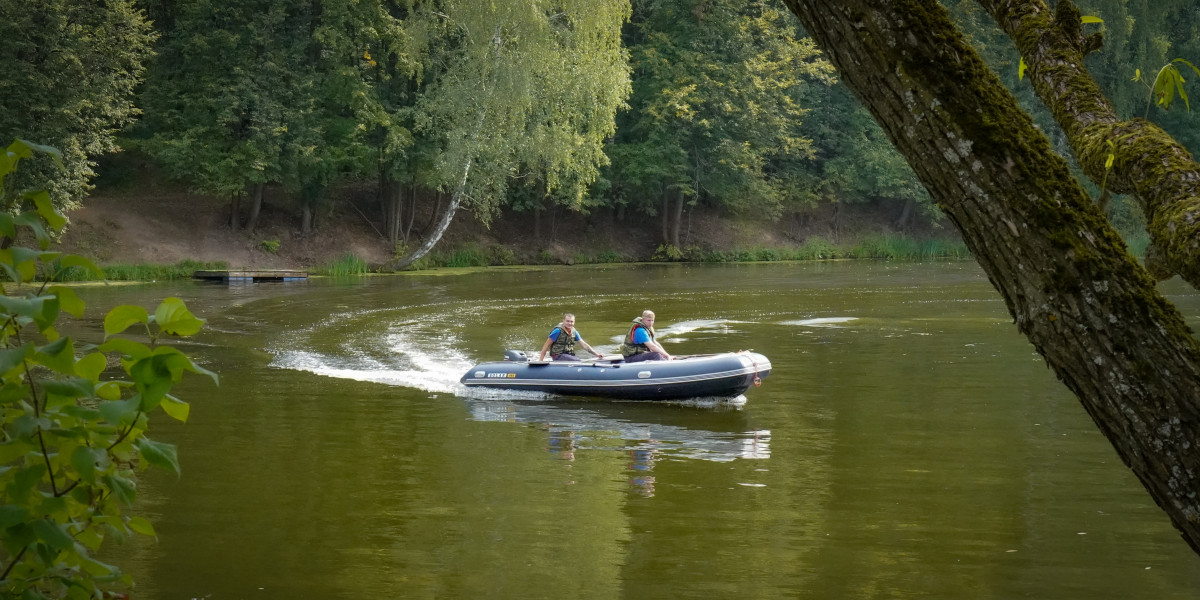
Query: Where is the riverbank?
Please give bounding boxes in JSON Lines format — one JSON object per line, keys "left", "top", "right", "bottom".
{"left": 57, "top": 181, "right": 969, "bottom": 279}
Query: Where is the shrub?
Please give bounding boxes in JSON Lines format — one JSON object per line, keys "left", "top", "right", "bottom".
{"left": 652, "top": 244, "right": 683, "bottom": 261}
{"left": 323, "top": 253, "right": 369, "bottom": 276}
{"left": 0, "top": 139, "right": 217, "bottom": 598}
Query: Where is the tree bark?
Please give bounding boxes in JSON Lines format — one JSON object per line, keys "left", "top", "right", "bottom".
{"left": 245, "top": 181, "right": 264, "bottom": 232}
{"left": 975, "top": 0, "right": 1200, "bottom": 286}
{"left": 781, "top": 0, "right": 1200, "bottom": 554}
{"left": 387, "top": 157, "right": 472, "bottom": 271}
{"left": 380, "top": 173, "right": 402, "bottom": 246}
{"left": 229, "top": 191, "right": 241, "bottom": 230}
{"left": 670, "top": 193, "right": 684, "bottom": 248}
{"left": 660, "top": 193, "right": 670, "bottom": 244}
{"left": 300, "top": 204, "right": 312, "bottom": 235}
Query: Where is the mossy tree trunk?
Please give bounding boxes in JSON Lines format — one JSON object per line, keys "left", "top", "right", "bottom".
{"left": 781, "top": 0, "right": 1200, "bottom": 555}
{"left": 977, "top": 0, "right": 1200, "bottom": 285}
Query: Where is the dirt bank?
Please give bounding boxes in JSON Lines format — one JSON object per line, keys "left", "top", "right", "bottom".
{"left": 57, "top": 181, "right": 925, "bottom": 271}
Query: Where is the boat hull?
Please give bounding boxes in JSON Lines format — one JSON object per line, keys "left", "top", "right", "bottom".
{"left": 460, "top": 351, "right": 771, "bottom": 400}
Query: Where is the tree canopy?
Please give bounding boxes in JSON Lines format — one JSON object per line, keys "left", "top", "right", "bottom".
{"left": 0, "top": 0, "right": 155, "bottom": 208}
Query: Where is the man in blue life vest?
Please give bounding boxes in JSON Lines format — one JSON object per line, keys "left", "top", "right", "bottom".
{"left": 537, "top": 313, "right": 604, "bottom": 361}
{"left": 620, "top": 310, "right": 673, "bottom": 362}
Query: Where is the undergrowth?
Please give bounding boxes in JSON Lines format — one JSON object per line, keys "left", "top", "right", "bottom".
{"left": 55, "top": 259, "right": 227, "bottom": 282}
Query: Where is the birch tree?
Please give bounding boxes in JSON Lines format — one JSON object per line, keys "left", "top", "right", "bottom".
{"left": 385, "top": 0, "right": 631, "bottom": 269}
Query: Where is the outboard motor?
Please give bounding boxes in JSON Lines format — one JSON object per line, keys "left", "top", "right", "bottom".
{"left": 503, "top": 349, "right": 529, "bottom": 362}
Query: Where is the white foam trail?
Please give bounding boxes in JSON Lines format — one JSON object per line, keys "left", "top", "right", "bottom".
{"left": 780, "top": 317, "right": 859, "bottom": 328}
{"left": 271, "top": 329, "right": 476, "bottom": 395}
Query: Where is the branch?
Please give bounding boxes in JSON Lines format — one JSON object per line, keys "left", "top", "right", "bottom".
{"left": 977, "top": 0, "right": 1200, "bottom": 287}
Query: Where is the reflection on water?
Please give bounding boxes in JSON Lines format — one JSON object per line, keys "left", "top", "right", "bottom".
{"left": 78, "top": 262, "right": 1200, "bottom": 600}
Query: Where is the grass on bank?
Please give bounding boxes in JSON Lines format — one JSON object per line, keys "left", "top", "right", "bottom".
{"left": 48, "top": 230, "right": 1146, "bottom": 280}
{"left": 55, "top": 259, "right": 228, "bottom": 282}
{"left": 382, "top": 234, "right": 974, "bottom": 273}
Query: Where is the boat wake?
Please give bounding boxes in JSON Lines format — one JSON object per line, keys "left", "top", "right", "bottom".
{"left": 780, "top": 316, "right": 859, "bottom": 328}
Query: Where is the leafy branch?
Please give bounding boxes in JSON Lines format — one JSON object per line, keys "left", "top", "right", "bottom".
{"left": 1132, "top": 58, "right": 1200, "bottom": 117}
{"left": 0, "top": 139, "right": 218, "bottom": 599}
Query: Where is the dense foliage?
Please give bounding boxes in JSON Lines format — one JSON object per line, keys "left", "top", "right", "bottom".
{"left": 0, "top": 140, "right": 216, "bottom": 598}
{"left": 7, "top": 0, "right": 1199, "bottom": 257}
{"left": 0, "top": 0, "right": 155, "bottom": 208}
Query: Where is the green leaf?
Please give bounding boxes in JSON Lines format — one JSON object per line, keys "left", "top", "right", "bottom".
{"left": 160, "top": 394, "right": 190, "bottom": 422}
{"left": 126, "top": 516, "right": 156, "bottom": 538}
{"left": 31, "top": 518, "right": 74, "bottom": 551}
{"left": 14, "top": 209, "right": 52, "bottom": 249}
{"left": 98, "top": 396, "right": 140, "bottom": 426}
{"left": 104, "top": 305, "right": 149, "bottom": 338}
{"left": 0, "top": 294, "right": 42, "bottom": 319}
{"left": 95, "top": 381, "right": 123, "bottom": 401}
{"left": 14, "top": 139, "right": 62, "bottom": 161}
{"left": 0, "top": 342, "right": 34, "bottom": 375}
{"left": 1175, "top": 57, "right": 1200, "bottom": 79}
{"left": 74, "top": 352, "right": 107, "bottom": 381}
{"left": 59, "top": 254, "right": 103, "bottom": 280}
{"left": 1080, "top": 16, "right": 1103, "bottom": 24}
{"left": 31, "top": 190, "right": 67, "bottom": 232}
{"left": 0, "top": 504, "right": 29, "bottom": 529}
{"left": 136, "top": 438, "right": 180, "bottom": 475}
{"left": 0, "top": 213, "right": 14, "bottom": 239}
{"left": 131, "top": 356, "right": 173, "bottom": 410}
{"left": 48, "top": 286, "right": 86, "bottom": 317}
{"left": 9, "top": 465, "right": 47, "bottom": 501}
{"left": 101, "top": 473, "right": 137, "bottom": 505}
{"left": 33, "top": 336, "right": 76, "bottom": 375}
{"left": 79, "top": 555, "right": 121, "bottom": 578}
{"left": 0, "top": 382, "right": 28, "bottom": 405}
{"left": 1018, "top": 58, "right": 1026, "bottom": 80}
{"left": 41, "top": 377, "right": 95, "bottom": 399}
{"left": 154, "top": 297, "right": 205, "bottom": 336}
{"left": 1174, "top": 70, "right": 1190, "bottom": 110}
{"left": 98, "top": 338, "right": 152, "bottom": 361}
{"left": 71, "top": 445, "right": 102, "bottom": 484}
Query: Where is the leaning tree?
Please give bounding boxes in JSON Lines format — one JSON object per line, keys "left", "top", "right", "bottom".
{"left": 779, "top": 0, "right": 1200, "bottom": 554}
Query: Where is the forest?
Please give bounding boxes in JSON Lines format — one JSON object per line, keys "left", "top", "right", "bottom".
{"left": 1, "top": 0, "right": 1198, "bottom": 264}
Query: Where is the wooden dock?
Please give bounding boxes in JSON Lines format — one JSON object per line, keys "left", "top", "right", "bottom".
{"left": 193, "top": 269, "right": 308, "bottom": 283}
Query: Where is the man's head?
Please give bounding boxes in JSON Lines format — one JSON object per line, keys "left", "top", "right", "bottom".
{"left": 641, "top": 310, "right": 655, "bottom": 326}
{"left": 562, "top": 313, "right": 576, "bottom": 329}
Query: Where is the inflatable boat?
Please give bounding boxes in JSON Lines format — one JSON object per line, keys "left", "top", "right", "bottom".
{"left": 460, "top": 350, "right": 771, "bottom": 400}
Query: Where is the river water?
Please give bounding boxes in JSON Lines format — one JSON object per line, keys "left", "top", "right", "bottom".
{"left": 79, "top": 261, "right": 1198, "bottom": 599}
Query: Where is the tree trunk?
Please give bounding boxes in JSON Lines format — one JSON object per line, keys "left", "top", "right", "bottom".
{"left": 229, "top": 191, "right": 241, "bottom": 230}
{"left": 245, "top": 182, "right": 264, "bottom": 232}
{"left": 976, "top": 0, "right": 1200, "bottom": 286}
{"left": 300, "top": 204, "right": 313, "bottom": 235}
{"left": 669, "top": 194, "right": 684, "bottom": 248}
{"left": 387, "top": 157, "right": 472, "bottom": 271}
{"left": 381, "top": 174, "right": 402, "bottom": 246}
{"left": 781, "top": 0, "right": 1200, "bottom": 554}
{"left": 421, "top": 191, "right": 442, "bottom": 238}
{"left": 894, "top": 197, "right": 914, "bottom": 231}
{"left": 403, "top": 182, "right": 417, "bottom": 244}
{"left": 660, "top": 193, "right": 670, "bottom": 245}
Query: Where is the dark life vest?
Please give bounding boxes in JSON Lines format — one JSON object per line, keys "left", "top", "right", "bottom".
{"left": 620, "top": 317, "right": 654, "bottom": 357}
{"left": 549, "top": 324, "right": 577, "bottom": 356}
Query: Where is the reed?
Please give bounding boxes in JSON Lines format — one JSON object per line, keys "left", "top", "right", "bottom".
{"left": 321, "top": 253, "right": 370, "bottom": 277}
{"left": 55, "top": 260, "right": 227, "bottom": 282}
